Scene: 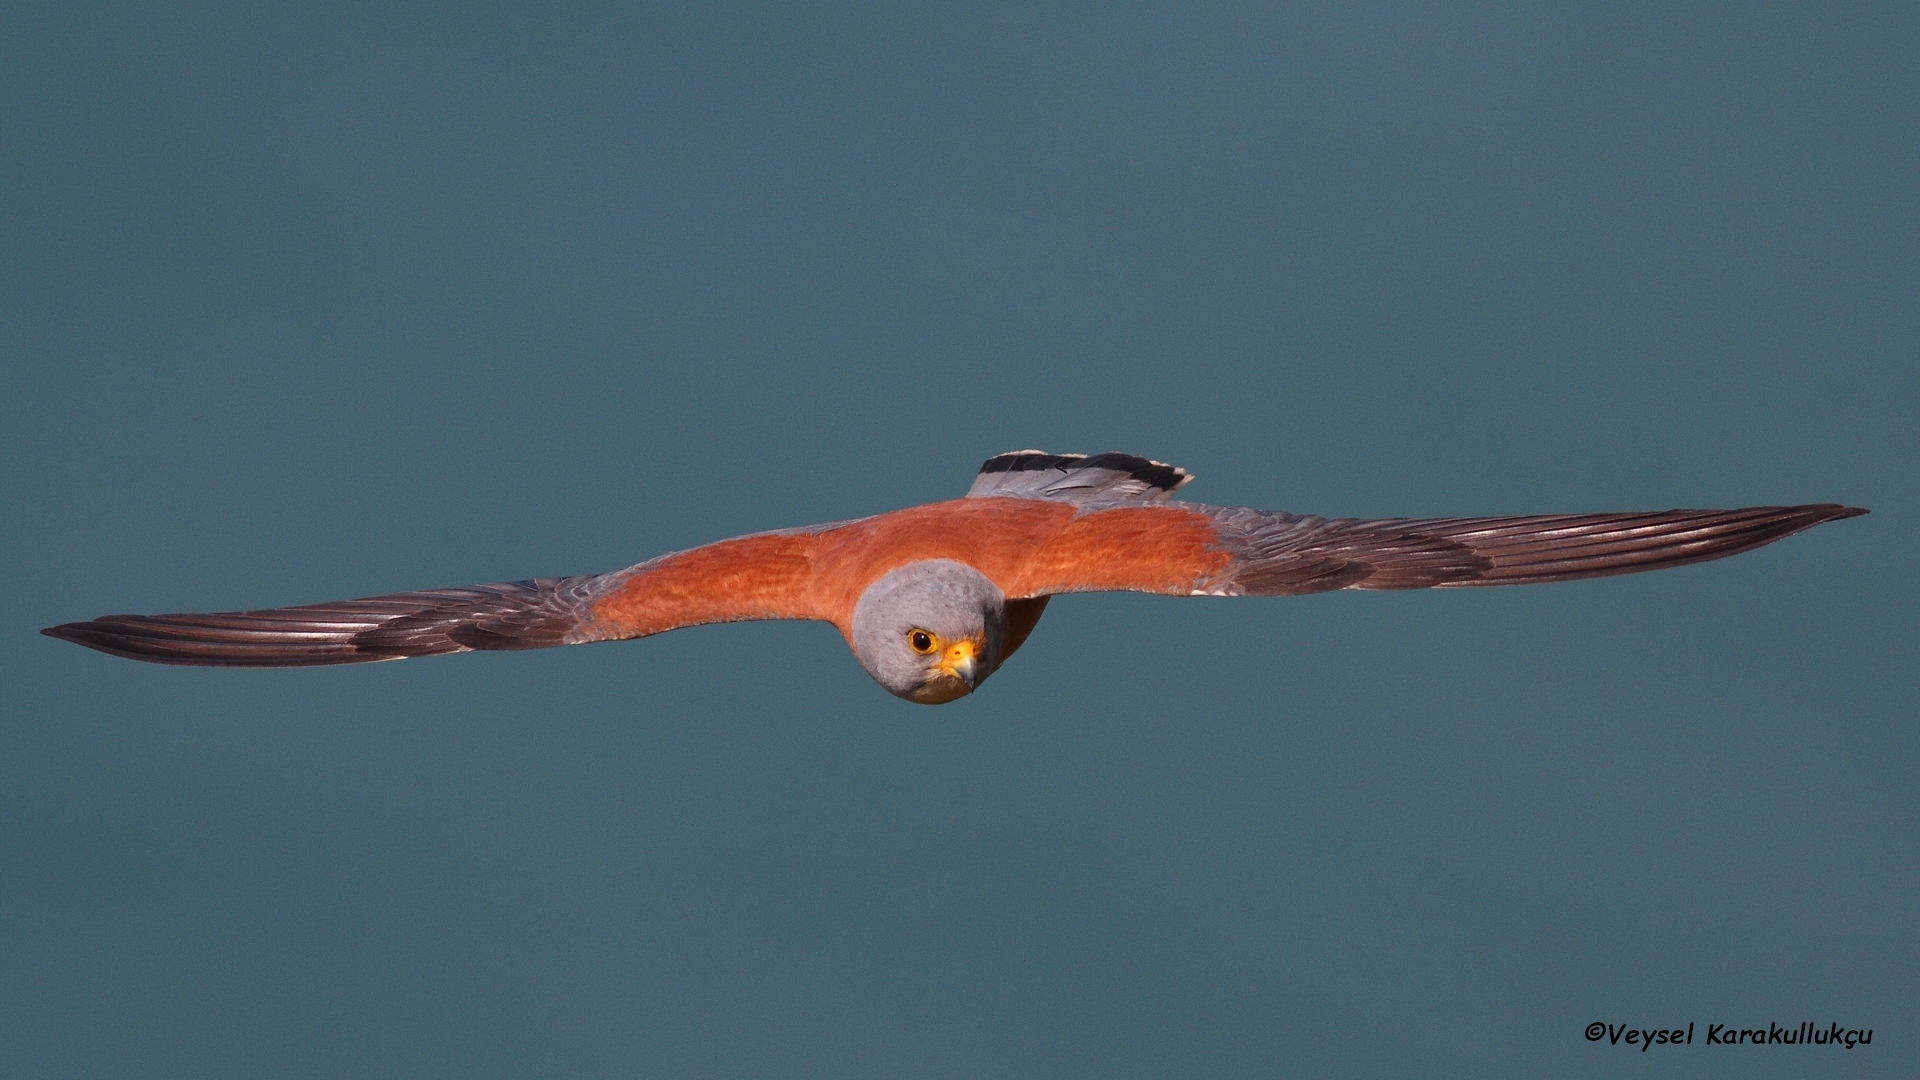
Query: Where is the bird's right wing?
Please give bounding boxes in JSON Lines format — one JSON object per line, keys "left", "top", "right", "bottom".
{"left": 1000, "top": 502, "right": 1866, "bottom": 599}
{"left": 42, "top": 531, "right": 826, "bottom": 667}
{"left": 1192, "top": 503, "right": 1867, "bottom": 595}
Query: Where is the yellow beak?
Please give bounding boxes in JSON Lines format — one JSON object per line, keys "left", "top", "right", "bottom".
{"left": 938, "top": 639, "right": 980, "bottom": 689}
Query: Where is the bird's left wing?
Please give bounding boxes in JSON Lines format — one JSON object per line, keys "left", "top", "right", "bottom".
{"left": 1003, "top": 502, "right": 1866, "bottom": 599}
{"left": 42, "top": 531, "right": 824, "bottom": 667}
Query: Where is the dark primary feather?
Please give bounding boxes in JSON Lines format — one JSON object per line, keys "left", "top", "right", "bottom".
{"left": 41, "top": 574, "right": 621, "bottom": 667}
{"left": 1199, "top": 504, "right": 1867, "bottom": 595}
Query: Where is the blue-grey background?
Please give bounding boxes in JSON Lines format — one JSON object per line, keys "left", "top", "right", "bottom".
{"left": 3, "top": 3, "right": 1913, "bottom": 1077}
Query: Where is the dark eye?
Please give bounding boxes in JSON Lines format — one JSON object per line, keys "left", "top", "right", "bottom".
{"left": 908, "top": 629, "right": 935, "bottom": 654}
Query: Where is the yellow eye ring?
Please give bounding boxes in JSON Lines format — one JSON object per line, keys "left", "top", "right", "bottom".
{"left": 908, "top": 629, "right": 937, "bottom": 654}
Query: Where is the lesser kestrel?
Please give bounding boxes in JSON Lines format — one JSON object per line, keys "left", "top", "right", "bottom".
{"left": 43, "top": 451, "right": 1865, "bottom": 703}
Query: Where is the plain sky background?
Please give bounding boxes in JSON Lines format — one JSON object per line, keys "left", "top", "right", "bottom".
{"left": 3, "top": 3, "right": 1914, "bottom": 1077}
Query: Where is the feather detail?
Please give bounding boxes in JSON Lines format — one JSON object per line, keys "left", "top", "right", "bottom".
{"left": 1201, "top": 504, "right": 1868, "bottom": 595}
{"left": 41, "top": 575, "right": 618, "bottom": 667}
{"left": 967, "top": 450, "right": 1191, "bottom": 505}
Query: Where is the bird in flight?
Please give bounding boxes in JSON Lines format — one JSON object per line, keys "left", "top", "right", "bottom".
{"left": 43, "top": 451, "right": 1864, "bottom": 704}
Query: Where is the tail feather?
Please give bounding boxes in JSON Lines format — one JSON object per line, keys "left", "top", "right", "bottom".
{"left": 968, "top": 450, "right": 1192, "bottom": 505}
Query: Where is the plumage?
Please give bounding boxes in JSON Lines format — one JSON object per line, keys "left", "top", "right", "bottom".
{"left": 41, "top": 451, "right": 1866, "bottom": 701}
{"left": 966, "top": 450, "right": 1191, "bottom": 504}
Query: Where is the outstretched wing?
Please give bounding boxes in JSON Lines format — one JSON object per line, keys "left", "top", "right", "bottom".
{"left": 1007, "top": 502, "right": 1867, "bottom": 599}
{"left": 41, "top": 575, "right": 621, "bottom": 667}
{"left": 42, "top": 531, "right": 823, "bottom": 667}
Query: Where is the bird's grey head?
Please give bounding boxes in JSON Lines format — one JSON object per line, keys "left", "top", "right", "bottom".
{"left": 850, "top": 559, "right": 1007, "bottom": 705}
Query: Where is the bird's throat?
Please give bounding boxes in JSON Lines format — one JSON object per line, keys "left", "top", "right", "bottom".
{"left": 907, "top": 675, "right": 972, "bottom": 705}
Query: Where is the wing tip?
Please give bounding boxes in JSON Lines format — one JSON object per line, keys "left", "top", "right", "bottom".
{"left": 39, "top": 616, "right": 406, "bottom": 667}
{"left": 40, "top": 576, "right": 608, "bottom": 667}
{"left": 1780, "top": 503, "right": 1868, "bottom": 530}
{"left": 41, "top": 620, "right": 124, "bottom": 647}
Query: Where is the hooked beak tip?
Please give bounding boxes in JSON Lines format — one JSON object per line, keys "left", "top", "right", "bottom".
{"left": 941, "top": 640, "right": 982, "bottom": 689}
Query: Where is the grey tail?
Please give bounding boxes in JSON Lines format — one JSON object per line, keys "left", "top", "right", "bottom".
{"left": 966, "top": 450, "right": 1192, "bottom": 505}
